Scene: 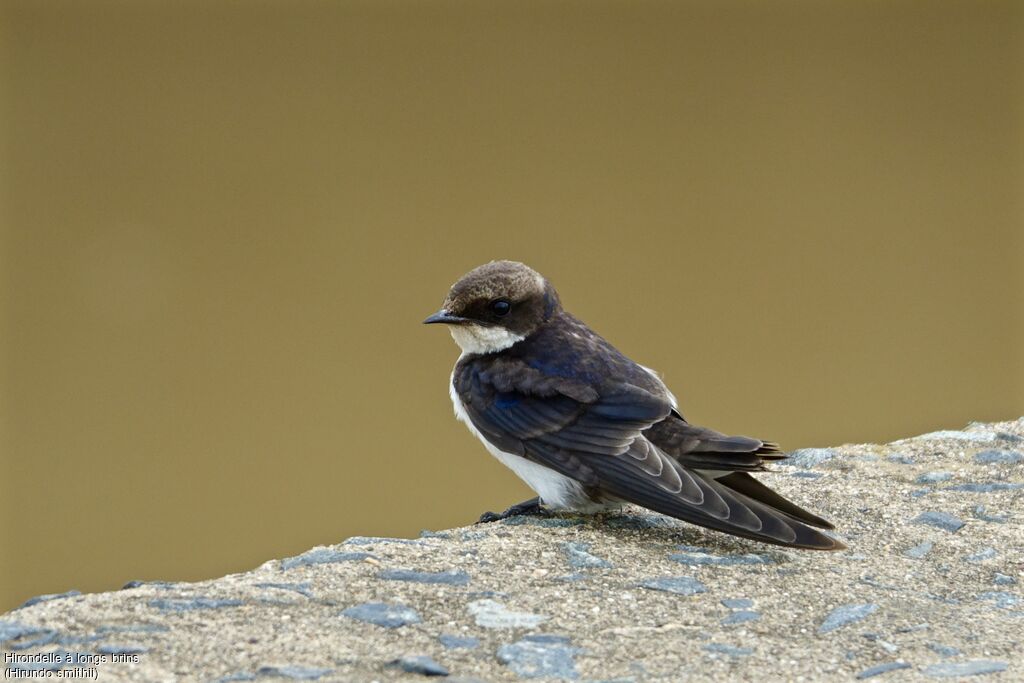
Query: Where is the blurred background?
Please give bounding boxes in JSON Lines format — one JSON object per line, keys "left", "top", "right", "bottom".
{"left": 1, "top": 0, "right": 1021, "bottom": 612}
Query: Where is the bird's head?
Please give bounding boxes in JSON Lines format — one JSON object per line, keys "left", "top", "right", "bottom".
{"left": 424, "top": 260, "right": 561, "bottom": 354}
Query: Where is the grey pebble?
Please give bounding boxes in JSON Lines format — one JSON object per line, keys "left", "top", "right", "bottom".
{"left": 974, "top": 449, "right": 1023, "bottom": 464}
{"left": 702, "top": 643, "right": 753, "bottom": 657}
{"left": 497, "top": 637, "right": 581, "bottom": 679}
{"left": 378, "top": 569, "right": 471, "bottom": 586}
{"left": 922, "top": 660, "right": 1008, "bottom": 677}
{"left": 0, "top": 620, "right": 48, "bottom": 643}
{"left": 791, "top": 471, "right": 823, "bottom": 479}
{"left": 818, "top": 603, "right": 879, "bottom": 634}
{"left": 638, "top": 577, "right": 707, "bottom": 596}
{"left": 786, "top": 448, "right": 838, "bottom": 467}
{"left": 96, "top": 623, "right": 169, "bottom": 634}
{"left": 6, "top": 629, "right": 59, "bottom": 651}
{"left": 255, "top": 666, "right": 333, "bottom": 680}
{"left": 946, "top": 482, "right": 1023, "bottom": 493}
{"left": 468, "top": 599, "right": 548, "bottom": 628}
{"left": 721, "top": 598, "right": 753, "bottom": 609}
{"left": 887, "top": 454, "right": 915, "bottom": 465}
{"left": 281, "top": 549, "right": 374, "bottom": 570}
{"left": 913, "top": 512, "right": 965, "bottom": 532}
{"left": 916, "top": 472, "right": 953, "bottom": 484}
{"left": 419, "top": 530, "right": 453, "bottom": 539}
{"left": 993, "top": 573, "right": 1016, "bottom": 586}
{"left": 439, "top": 634, "right": 480, "bottom": 649}
{"left": 721, "top": 610, "right": 760, "bottom": 625}
{"left": 973, "top": 505, "right": 1008, "bottom": 523}
{"left": 855, "top": 662, "right": 911, "bottom": 679}
{"left": 965, "top": 548, "right": 997, "bottom": 563}
{"left": 343, "top": 535, "right": 424, "bottom": 546}
{"left": 563, "top": 542, "right": 612, "bottom": 569}
{"left": 977, "top": 591, "right": 1020, "bottom": 609}
{"left": 910, "top": 488, "right": 932, "bottom": 498}
{"left": 18, "top": 590, "right": 82, "bottom": 609}
{"left": 388, "top": 655, "right": 449, "bottom": 677}
{"left": 669, "top": 551, "right": 778, "bottom": 566}
{"left": 148, "top": 598, "right": 243, "bottom": 612}
{"left": 341, "top": 602, "right": 421, "bottom": 628}
{"left": 928, "top": 643, "right": 961, "bottom": 657}
{"left": 254, "top": 582, "right": 313, "bottom": 598}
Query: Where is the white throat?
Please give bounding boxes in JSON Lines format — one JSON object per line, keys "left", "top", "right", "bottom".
{"left": 448, "top": 324, "right": 525, "bottom": 355}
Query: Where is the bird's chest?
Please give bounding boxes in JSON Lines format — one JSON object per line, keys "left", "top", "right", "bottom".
{"left": 447, "top": 371, "right": 590, "bottom": 509}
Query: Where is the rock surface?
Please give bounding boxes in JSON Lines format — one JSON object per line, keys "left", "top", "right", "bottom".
{"left": 3, "top": 418, "right": 1023, "bottom": 681}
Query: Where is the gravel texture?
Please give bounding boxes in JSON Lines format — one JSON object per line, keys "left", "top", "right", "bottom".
{"left": 3, "top": 418, "right": 1023, "bottom": 681}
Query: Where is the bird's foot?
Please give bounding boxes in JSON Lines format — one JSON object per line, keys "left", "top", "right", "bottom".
{"left": 477, "top": 497, "right": 548, "bottom": 524}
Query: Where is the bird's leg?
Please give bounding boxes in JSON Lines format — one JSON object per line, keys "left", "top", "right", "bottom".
{"left": 476, "top": 497, "right": 549, "bottom": 524}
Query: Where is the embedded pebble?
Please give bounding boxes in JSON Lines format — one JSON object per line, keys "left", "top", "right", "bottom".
{"left": 497, "top": 635, "right": 580, "bottom": 679}
{"left": 419, "top": 530, "right": 453, "bottom": 539}
{"left": 786, "top": 448, "right": 838, "bottom": 467}
{"left": 946, "top": 482, "right": 1023, "bottom": 493}
{"left": 922, "top": 660, "right": 1008, "bottom": 677}
{"left": 973, "top": 505, "right": 1008, "bottom": 523}
{"left": 468, "top": 599, "right": 548, "bottom": 628}
{"left": 439, "top": 634, "right": 480, "bottom": 649}
{"left": 993, "top": 573, "right": 1016, "bottom": 586}
{"left": 343, "top": 536, "right": 424, "bottom": 546}
{"left": 791, "top": 471, "right": 823, "bottom": 479}
{"left": 148, "top": 598, "right": 243, "bottom": 612}
{"left": 721, "top": 598, "right": 753, "bottom": 609}
{"left": 974, "top": 449, "right": 1023, "bottom": 464}
{"left": 887, "top": 454, "right": 915, "bottom": 465}
{"left": 377, "top": 569, "right": 470, "bottom": 585}
{"left": 0, "top": 621, "right": 48, "bottom": 643}
{"left": 18, "top": 591, "right": 82, "bottom": 609}
{"left": 254, "top": 582, "right": 313, "bottom": 598}
{"left": 818, "top": 604, "right": 878, "bottom": 634}
{"left": 976, "top": 591, "right": 1020, "bottom": 609}
{"left": 928, "top": 643, "right": 961, "bottom": 657}
{"left": 913, "top": 512, "right": 965, "bottom": 532}
{"left": 341, "top": 602, "right": 421, "bottom": 628}
{"left": 563, "top": 542, "right": 612, "bottom": 569}
{"left": 638, "top": 577, "right": 707, "bottom": 596}
{"left": 855, "top": 662, "right": 911, "bottom": 679}
{"left": 669, "top": 551, "right": 778, "bottom": 566}
{"left": 965, "top": 548, "right": 997, "bottom": 563}
{"left": 281, "top": 549, "right": 374, "bottom": 570}
{"left": 904, "top": 540, "right": 934, "bottom": 559}
{"left": 916, "top": 472, "right": 952, "bottom": 484}
{"left": 122, "top": 581, "right": 177, "bottom": 590}
{"left": 387, "top": 655, "right": 450, "bottom": 677}
{"left": 702, "top": 643, "right": 753, "bottom": 657}
{"left": 721, "top": 610, "right": 760, "bottom": 625}
{"left": 254, "top": 666, "right": 332, "bottom": 680}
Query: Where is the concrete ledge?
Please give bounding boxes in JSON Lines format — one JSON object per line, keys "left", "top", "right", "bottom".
{"left": 3, "top": 418, "right": 1023, "bottom": 681}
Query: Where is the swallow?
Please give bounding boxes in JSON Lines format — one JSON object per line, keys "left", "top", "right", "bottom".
{"left": 425, "top": 260, "right": 843, "bottom": 550}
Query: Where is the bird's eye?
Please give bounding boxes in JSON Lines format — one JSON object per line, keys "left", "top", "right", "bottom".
{"left": 490, "top": 299, "right": 512, "bottom": 316}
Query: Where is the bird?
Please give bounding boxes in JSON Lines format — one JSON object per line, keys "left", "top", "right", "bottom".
{"left": 424, "top": 260, "right": 844, "bottom": 550}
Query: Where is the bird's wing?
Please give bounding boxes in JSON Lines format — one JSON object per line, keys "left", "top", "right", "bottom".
{"left": 454, "top": 356, "right": 842, "bottom": 551}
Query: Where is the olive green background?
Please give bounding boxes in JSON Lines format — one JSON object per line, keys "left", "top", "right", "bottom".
{"left": 2, "top": 0, "right": 1022, "bottom": 612}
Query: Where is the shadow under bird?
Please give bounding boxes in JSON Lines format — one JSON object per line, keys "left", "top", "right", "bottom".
{"left": 425, "top": 260, "right": 843, "bottom": 551}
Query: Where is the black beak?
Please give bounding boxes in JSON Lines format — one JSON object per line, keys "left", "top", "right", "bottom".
{"left": 423, "top": 309, "right": 471, "bottom": 325}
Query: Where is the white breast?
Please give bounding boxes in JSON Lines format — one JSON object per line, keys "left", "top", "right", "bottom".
{"left": 448, "top": 371, "right": 595, "bottom": 510}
